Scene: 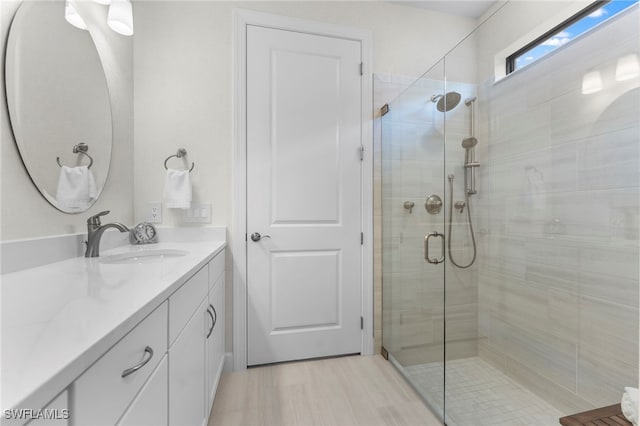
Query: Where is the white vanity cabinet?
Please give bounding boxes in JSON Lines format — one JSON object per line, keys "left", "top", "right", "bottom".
{"left": 25, "top": 391, "right": 68, "bottom": 426}
{"left": 169, "top": 296, "right": 208, "bottom": 426}
{"left": 206, "top": 257, "right": 225, "bottom": 410}
{"left": 117, "top": 355, "right": 168, "bottom": 426}
{"left": 168, "top": 252, "right": 226, "bottom": 426}
{"left": 72, "top": 302, "right": 168, "bottom": 426}
{"left": 59, "top": 250, "right": 226, "bottom": 426}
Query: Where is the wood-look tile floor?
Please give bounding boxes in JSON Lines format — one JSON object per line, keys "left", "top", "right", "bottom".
{"left": 208, "top": 355, "right": 441, "bottom": 426}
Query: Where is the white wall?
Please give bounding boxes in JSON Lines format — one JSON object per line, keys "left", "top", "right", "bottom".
{"left": 1, "top": 0, "right": 134, "bottom": 241}
{"left": 133, "top": 0, "right": 476, "bottom": 230}
{"left": 133, "top": 1, "right": 477, "bottom": 354}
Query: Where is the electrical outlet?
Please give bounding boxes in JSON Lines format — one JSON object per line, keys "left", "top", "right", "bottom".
{"left": 182, "top": 203, "right": 212, "bottom": 223}
{"left": 147, "top": 202, "right": 162, "bottom": 223}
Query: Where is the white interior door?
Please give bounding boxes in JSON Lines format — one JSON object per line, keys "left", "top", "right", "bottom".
{"left": 247, "top": 25, "right": 363, "bottom": 366}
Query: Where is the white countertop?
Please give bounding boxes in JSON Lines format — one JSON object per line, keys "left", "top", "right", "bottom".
{"left": 1, "top": 238, "right": 226, "bottom": 412}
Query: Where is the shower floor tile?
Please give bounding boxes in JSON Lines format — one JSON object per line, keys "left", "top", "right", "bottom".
{"left": 405, "top": 357, "right": 564, "bottom": 426}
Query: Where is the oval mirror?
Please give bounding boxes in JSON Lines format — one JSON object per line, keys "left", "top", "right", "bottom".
{"left": 5, "top": 1, "right": 112, "bottom": 213}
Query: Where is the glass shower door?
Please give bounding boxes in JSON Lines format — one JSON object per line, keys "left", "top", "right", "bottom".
{"left": 381, "top": 59, "right": 448, "bottom": 422}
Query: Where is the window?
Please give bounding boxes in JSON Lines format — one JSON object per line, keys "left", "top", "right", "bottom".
{"left": 506, "top": 0, "right": 639, "bottom": 74}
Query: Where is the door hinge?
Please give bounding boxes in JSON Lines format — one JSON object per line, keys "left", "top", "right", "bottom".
{"left": 360, "top": 316, "right": 364, "bottom": 330}
{"left": 359, "top": 145, "right": 364, "bottom": 161}
{"left": 360, "top": 232, "right": 364, "bottom": 245}
{"left": 359, "top": 62, "right": 363, "bottom": 76}
{"left": 381, "top": 103, "right": 389, "bottom": 116}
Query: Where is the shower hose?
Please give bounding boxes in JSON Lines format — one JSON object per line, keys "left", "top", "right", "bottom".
{"left": 448, "top": 173, "right": 477, "bottom": 269}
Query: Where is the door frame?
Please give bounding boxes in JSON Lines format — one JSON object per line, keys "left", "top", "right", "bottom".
{"left": 232, "top": 9, "right": 374, "bottom": 370}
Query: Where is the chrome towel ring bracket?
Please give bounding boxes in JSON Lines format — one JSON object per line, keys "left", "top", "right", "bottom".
{"left": 56, "top": 142, "right": 94, "bottom": 169}
{"left": 164, "top": 148, "right": 195, "bottom": 172}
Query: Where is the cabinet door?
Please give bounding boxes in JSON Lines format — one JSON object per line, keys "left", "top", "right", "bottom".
{"left": 169, "top": 297, "right": 207, "bottom": 426}
{"left": 117, "top": 355, "right": 168, "bottom": 426}
{"left": 206, "top": 275, "right": 225, "bottom": 411}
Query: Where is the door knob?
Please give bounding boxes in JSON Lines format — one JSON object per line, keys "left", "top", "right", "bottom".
{"left": 250, "top": 232, "right": 271, "bottom": 242}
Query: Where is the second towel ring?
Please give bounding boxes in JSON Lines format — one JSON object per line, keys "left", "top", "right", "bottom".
{"left": 164, "top": 148, "right": 194, "bottom": 172}
{"left": 57, "top": 143, "right": 94, "bottom": 169}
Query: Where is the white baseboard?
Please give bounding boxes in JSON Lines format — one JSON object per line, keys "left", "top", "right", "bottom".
{"left": 223, "top": 352, "right": 233, "bottom": 373}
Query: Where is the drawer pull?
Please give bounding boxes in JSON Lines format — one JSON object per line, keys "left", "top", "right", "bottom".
{"left": 206, "top": 308, "right": 215, "bottom": 339}
{"left": 121, "top": 346, "right": 154, "bottom": 378}
{"left": 210, "top": 304, "right": 217, "bottom": 328}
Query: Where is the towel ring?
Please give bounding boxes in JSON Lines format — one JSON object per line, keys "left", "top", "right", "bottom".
{"left": 164, "top": 148, "right": 195, "bottom": 172}
{"left": 57, "top": 143, "right": 94, "bottom": 169}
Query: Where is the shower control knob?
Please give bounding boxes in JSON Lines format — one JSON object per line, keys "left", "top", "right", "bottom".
{"left": 250, "top": 232, "right": 271, "bottom": 242}
{"left": 403, "top": 201, "right": 415, "bottom": 213}
{"left": 425, "top": 195, "right": 443, "bottom": 214}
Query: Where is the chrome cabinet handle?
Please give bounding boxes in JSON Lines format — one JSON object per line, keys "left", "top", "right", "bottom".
{"left": 122, "top": 346, "right": 154, "bottom": 378}
{"left": 206, "top": 307, "right": 215, "bottom": 339}
{"left": 424, "top": 232, "right": 445, "bottom": 264}
{"left": 210, "top": 304, "right": 217, "bottom": 328}
{"left": 250, "top": 232, "right": 271, "bottom": 242}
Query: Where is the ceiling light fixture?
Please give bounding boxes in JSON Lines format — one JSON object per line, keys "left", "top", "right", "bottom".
{"left": 581, "top": 70, "right": 603, "bottom": 95}
{"left": 107, "top": 0, "right": 134, "bottom": 36}
{"left": 615, "top": 54, "right": 640, "bottom": 81}
{"left": 65, "top": 0, "right": 87, "bottom": 30}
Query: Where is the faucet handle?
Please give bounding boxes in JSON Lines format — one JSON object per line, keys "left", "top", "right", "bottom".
{"left": 88, "top": 210, "right": 110, "bottom": 226}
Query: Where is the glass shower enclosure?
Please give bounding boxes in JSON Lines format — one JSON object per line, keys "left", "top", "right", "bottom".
{"left": 381, "top": 2, "right": 639, "bottom": 425}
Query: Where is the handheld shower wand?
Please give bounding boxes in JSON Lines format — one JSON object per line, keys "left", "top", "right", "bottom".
{"left": 448, "top": 96, "right": 479, "bottom": 269}
{"left": 462, "top": 137, "right": 479, "bottom": 195}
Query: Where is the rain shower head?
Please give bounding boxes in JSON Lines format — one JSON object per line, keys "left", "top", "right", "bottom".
{"left": 430, "top": 91, "right": 462, "bottom": 112}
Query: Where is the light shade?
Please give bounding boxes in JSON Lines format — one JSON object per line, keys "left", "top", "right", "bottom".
{"left": 65, "top": 0, "right": 87, "bottom": 30}
{"left": 108, "top": 0, "right": 134, "bottom": 36}
{"left": 93, "top": 0, "right": 112, "bottom": 4}
{"left": 615, "top": 54, "right": 640, "bottom": 81}
{"left": 582, "top": 70, "right": 603, "bottom": 95}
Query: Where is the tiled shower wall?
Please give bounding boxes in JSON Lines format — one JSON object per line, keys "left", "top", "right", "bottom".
{"left": 476, "top": 7, "right": 639, "bottom": 413}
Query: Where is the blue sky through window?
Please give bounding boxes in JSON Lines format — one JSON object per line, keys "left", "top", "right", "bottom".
{"left": 513, "top": 0, "right": 638, "bottom": 70}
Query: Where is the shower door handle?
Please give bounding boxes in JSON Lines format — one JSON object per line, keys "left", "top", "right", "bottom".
{"left": 424, "top": 232, "right": 445, "bottom": 264}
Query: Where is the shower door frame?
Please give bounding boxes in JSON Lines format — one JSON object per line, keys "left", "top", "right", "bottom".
{"left": 380, "top": 64, "right": 454, "bottom": 425}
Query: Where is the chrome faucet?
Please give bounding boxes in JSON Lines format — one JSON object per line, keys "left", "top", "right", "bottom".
{"left": 85, "top": 211, "right": 129, "bottom": 257}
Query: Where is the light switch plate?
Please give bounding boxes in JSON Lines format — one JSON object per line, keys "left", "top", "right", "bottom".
{"left": 182, "top": 203, "right": 211, "bottom": 223}
{"left": 147, "top": 202, "right": 162, "bottom": 223}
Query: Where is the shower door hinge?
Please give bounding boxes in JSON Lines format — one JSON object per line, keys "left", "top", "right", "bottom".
{"left": 359, "top": 145, "right": 364, "bottom": 161}
{"left": 360, "top": 316, "right": 364, "bottom": 330}
{"left": 381, "top": 103, "right": 389, "bottom": 116}
{"left": 381, "top": 346, "right": 389, "bottom": 360}
{"left": 359, "top": 62, "right": 363, "bottom": 76}
{"left": 360, "top": 232, "right": 364, "bottom": 245}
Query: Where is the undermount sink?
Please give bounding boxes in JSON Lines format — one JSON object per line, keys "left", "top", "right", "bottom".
{"left": 99, "top": 249, "right": 189, "bottom": 264}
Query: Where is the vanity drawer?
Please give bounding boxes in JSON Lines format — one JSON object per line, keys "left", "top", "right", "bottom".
{"left": 169, "top": 264, "right": 208, "bottom": 345}
{"left": 72, "top": 302, "right": 168, "bottom": 426}
{"left": 208, "top": 251, "right": 225, "bottom": 288}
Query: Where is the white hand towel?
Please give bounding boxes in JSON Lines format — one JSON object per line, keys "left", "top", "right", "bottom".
{"left": 55, "top": 165, "right": 97, "bottom": 212}
{"left": 163, "top": 168, "right": 192, "bottom": 209}
{"left": 622, "top": 387, "right": 639, "bottom": 426}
